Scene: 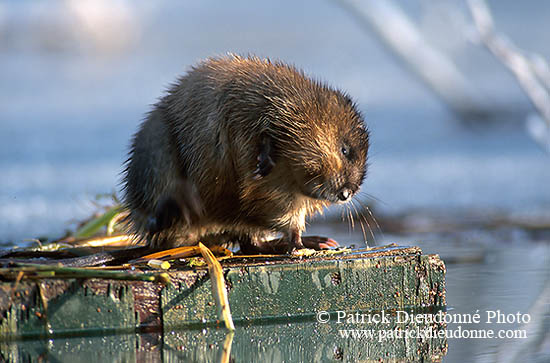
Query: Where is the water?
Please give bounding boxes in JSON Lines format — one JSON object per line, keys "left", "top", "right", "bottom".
{"left": 385, "top": 234, "right": 550, "bottom": 362}
{"left": 0, "top": 1, "right": 549, "bottom": 361}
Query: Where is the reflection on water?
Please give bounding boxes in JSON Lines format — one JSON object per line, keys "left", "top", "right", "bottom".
{"left": 2, "top": 308, "right": 448, "bottom": 362}
{"left": 376, "top": 235, "right": 549, "bottom": 362}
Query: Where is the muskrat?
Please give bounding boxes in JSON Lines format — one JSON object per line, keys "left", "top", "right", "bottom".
{"left": 122, "top": 55, "right": 369, "bottom": 253}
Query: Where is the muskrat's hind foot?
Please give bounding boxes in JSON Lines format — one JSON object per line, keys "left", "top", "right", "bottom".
{"left": 147, "top": 182, "right": 203, "bottom": 235}
{"left": 147, "top": 197, "right": 182, "bottom": 234}
{"left": 253, "top": 133, "right": 275, "bottom": 179}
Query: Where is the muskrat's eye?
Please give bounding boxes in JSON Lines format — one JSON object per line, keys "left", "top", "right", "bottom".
{"left": 341, "top": 145, "right": 352, "bottom": 159}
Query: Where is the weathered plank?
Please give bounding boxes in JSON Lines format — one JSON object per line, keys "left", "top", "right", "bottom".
{"left": 0, "top": 244, "right": 447, "bottom": 361}
{"left": 161, "top": 247, "right": 445, "bottom": 328}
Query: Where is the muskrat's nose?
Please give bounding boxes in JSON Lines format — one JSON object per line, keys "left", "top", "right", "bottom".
{"left": 337, "top": 188, "right": 351, "bottom": 202}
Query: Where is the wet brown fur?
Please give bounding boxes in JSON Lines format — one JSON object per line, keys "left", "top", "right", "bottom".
{"left": 122, "top": 55, "right": 369, "bottom": 251}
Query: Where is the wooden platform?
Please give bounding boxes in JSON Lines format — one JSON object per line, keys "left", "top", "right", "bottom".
{"left": 0, "top": 244, "right": 447, "bottom": 361}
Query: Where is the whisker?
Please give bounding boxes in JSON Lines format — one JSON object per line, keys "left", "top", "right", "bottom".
{"left": 350, "top": 200, "right": 368, "bottom": 247}
{"left": 304, "top": 174, "right": 323, "bottom": 186}
{"left": 363, "top": 213, "right": 376, "bottom": 246}
{"left": 353, "top": 199, "right": 376, "bottom": 246}
{"left": 356, "top": 198, "right": 383, "bottom": 239}
{"left": 347, "top": 205, "right": 355, "bottom": 230}
{"left": 345, "top": 205, "right": 352, "bottom": 235}
{"left": 365, "top": 206, "right": 383, "bottom": 239}
{"left": 311, "top": 184, "right": 323, "bottom": 192}
{"left": 356, "top": 191, "right": 387, "bottom": 207}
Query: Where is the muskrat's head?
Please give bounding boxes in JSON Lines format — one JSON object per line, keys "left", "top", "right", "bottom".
{"left": 270, "top": 81, "right": 369, "bottom": 205}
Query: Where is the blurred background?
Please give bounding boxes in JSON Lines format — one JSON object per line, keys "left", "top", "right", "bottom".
{"left": 1, "top": 0, "right": 549, "bottom": 242}
{"left": 0, "top": 1, "right": 548, "bottom": 361}
{"left": 1, "top": 0, "right": 548, "bottom": 242}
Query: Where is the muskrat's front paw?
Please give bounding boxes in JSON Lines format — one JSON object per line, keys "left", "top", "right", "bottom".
{"left": 301, "top": 236, "right": 339, "bottom": 250}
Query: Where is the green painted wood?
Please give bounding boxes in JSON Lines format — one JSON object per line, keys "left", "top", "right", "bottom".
{"left": 161, "top": 248, "right": 445, "bottom": 328}
{"left": 0, "top": 245, "right": 445, "bottom": 339}
{"left": 0, "top": 281, "right": 135, "bottom": 339}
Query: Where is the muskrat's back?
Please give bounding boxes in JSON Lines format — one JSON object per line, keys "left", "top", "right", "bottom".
{"left": 122, "top": 55, "right": 369, "bottom": 252}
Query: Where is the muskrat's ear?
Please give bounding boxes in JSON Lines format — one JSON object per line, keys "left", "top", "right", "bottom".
{"left": 253, "top": 132, "right": 275, "bottom": 179}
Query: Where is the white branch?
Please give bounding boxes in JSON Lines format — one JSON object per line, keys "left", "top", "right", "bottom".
{"left": 468, "top": 0, "right": 550, "bottom": 128}
{"left": 337, "top": 0, "right": 496, "bottom": 118}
